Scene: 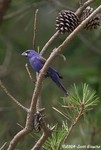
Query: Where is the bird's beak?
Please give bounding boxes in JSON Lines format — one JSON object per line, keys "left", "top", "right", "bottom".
{"left": 21, "top": 51, "right": 27, "bottom": 56}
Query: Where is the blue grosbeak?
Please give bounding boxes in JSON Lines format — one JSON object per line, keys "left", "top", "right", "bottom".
{"left": 22, "top": 50, "right": 68, "bottom": 96}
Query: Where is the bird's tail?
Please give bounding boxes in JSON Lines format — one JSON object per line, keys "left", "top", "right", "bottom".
{"left": 52, "top": 79, "right": 68, "bottom": 97}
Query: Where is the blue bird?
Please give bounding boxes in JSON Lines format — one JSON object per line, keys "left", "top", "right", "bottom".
{"left": 21, "top": 50, "right": 68, "bottom": 96}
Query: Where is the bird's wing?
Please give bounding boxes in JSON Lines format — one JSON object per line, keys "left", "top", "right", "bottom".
{"left": 39, "top": 55, "right": 63, "bottom": 79}
{"left": 39, "top": 56, "right": 46, "bottom": 64}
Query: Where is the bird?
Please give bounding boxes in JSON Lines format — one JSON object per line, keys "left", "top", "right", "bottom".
{"left": 21, "top": 50, "right": 68, "bottom": 96}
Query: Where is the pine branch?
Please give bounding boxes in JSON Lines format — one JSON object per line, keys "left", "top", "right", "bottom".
{"left": 52, "top": 83, "right": 99, "bottom": 150}
{"left": 61, "top": 103, "right": 84, "bottom": 146}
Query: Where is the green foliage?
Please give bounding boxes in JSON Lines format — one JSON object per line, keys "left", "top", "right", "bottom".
{"left": 54, "top": 83, "right": 99, "bottom": 121}
{"left": 44, "top": 83, "right": 99, "bottom": 149}
{"left": 68, "top": 83, "right": 98, "bottom": 111}
{"left": 44, "top": 123, "right": 68, "bottom": 150}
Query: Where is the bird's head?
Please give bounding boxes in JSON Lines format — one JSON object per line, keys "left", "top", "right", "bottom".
{"left": 21, "top": 50, "right": 39, "bottom": 58}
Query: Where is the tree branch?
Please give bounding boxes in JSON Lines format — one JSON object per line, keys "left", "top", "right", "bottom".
{"left": 0, "top": 80, "right": 28, "bottom": 112}
{"left": 7, "top": 128, "right": 32, "bottom": 150}
{"left": 0, "top": 142, "right": 7, "bottom": 150}
{"left": 25, "top": 63, "right": 34, "bottom": 82}
{"left": 75, "top": 0, "right": 95, "bottom": 17}
{"left": 31, "top": 132, "right": 52, "bottom": 150}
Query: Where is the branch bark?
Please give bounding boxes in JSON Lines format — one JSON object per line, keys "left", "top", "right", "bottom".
{"left": 75, "top": 0, "right": 95, "bottom": 17}
{"left": 0, "top": 142, "right": 7, "bottom": 150}
{"left": 7, "top": 128, "right": 32, "bottom": 150}
{"left": 31, "top": 132, "right": 51, "bottom": 150}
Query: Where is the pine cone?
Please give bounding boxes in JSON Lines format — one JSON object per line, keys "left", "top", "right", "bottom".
{"left": 33, "top": 112, "right": 42, "bottom": 132}
{"left": 80, "top": 6, "right": 100, "bottom": 30}
{"left": 56, "top": 10, "right": 80, "bottom": 34}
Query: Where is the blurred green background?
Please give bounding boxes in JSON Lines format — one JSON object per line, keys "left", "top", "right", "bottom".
{"left": 0, "top": 0, "right": 101, "bottom": 149}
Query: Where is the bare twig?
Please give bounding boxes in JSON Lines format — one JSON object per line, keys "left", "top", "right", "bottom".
{"left": 0, "top": 80, "right": 28, "bottom": 112}
{"left": 33, "top": 8, "right": 41, "bottom": 111}
{"left": 17, "top": 123, "right": 35, "bottom": 138}
{"left": 75, "top": 0, "right": 95, "bottom": 17}
{"left": 58, "top": 53, "right": 67, "bottom": 61}
{"left": 7, "top": 108, "right": 36, "bottom": 150}
{"left": 31, "top": 131, "right": 52, "bottom": 150}
{"left": 25, "top": 63, "right": 33, "bottom": 81}
{"left": 52, "top": 107, "right": 69, "bottom": 120}
{"left": 0, "top": 142, "right": 7, "bottom": 150}
{"left": 33, "top": 9, "right": 39, "bottom": 48}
